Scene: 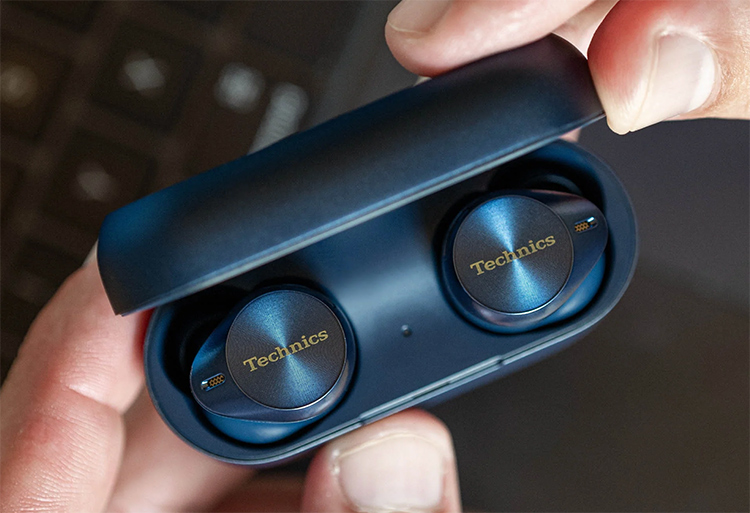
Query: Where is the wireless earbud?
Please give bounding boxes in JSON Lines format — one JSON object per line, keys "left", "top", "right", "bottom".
{"left": 442, "top": 190, "right": 607, "bottom": 333}
{"left": 189, "top": 286, "right": 356, "bottom": 444}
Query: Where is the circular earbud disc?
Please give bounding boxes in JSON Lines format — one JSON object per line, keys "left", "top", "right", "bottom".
{"left": 452, "top": 195, "right": 573, "bottom": 313}
{"left": 225, "top": 289, "right": 347, "bottom": 409}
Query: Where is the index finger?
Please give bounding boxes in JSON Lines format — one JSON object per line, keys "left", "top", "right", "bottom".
{"left": 385, "top": 0, "right": 597, "bottom": 75}
{"left": 0, "top": 258, "right": 148, "bottom": 512}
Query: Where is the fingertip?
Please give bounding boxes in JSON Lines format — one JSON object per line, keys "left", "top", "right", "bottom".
{"left": 385, "top": 22, "right": 451, "bottom": 77}
{"left": 84, "top": 241, "right": 98, "bottom": 267}
{"left": 588, "top": 0, "right": 730, "bottom": 134}
{"left": 387, "top": 0, "right": 452, "bottom": 37}
{"left": 302, "top": 409, "right": 461, "bottom": 513}
{"left": 386, "top": 0, "right": 598, "bottom": 77}
{"left": 385, "top": 0, "right": 454, "bottom": 76}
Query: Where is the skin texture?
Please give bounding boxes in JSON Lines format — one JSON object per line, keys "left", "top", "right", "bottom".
{"left": 2, "top": 1, "right": 749, "bottom": 511}
{"left": 0, "top": 261, "right": 461, "bottom": 513}
{"left": 387, "top": 0, "right": 750, "bottom": 133}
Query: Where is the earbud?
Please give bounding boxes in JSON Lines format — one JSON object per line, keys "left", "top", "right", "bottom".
{"left": 189, "top": 286, "right": 355, "bottom": 444}
{"left": 442, "top": 190, "right": 607, "bottom": 333}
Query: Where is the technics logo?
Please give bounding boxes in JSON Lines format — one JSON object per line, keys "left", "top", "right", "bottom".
{"left": 242, "top": 330, "right": 329, "bottom": 372}
{"left": 469, "top": 236, "right": 556, "bottom": 276}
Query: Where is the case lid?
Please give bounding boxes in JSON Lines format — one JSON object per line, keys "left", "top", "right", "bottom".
{"left": 98, "top": 35, "right": 603, "bottom": 314}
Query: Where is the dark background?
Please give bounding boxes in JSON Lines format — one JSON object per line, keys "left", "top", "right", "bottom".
{"left": 1, "top": 1, "right": 747, "bottom": 511}
{"left": 435, "top": 119, "right": 749, "bottom": 511}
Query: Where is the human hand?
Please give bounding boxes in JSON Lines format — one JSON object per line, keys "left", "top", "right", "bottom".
{"left": 385, "top": 0, "right": 750, "bottom": 134}
{"left": 0, "top": 258, "right": 461, "bottom": 512}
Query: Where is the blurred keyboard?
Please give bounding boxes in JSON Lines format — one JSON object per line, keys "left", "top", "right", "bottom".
{"left": 0, "top": 1, "right": 414, "bottom": 380}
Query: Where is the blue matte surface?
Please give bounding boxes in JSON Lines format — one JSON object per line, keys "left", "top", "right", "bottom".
{"left": 98, "top": 35, "right": 603, "bottom": 315}
{"left": 143, "top": 141, "right": 637, "bottom": 465}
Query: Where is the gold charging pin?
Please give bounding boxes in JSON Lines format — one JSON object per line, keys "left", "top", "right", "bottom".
{"left": 574, "top": 217, "right": 598, "bottom": 233}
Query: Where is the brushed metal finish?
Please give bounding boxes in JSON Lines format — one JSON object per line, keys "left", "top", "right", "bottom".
{"left": 225, "top": 290, "right": 346, "bottom": 409}
{"left": 453, "top": 196, "right": 573, "bottom": 313}
{"left": 442, "top": 189, "right": 607, "bottom": 333}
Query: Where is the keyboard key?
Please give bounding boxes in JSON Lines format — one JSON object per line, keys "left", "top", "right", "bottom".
{"left": 245, "top": 1, "right": 358, "bottom": 64}
{"left": 0, "top": 243, "right": 77, "bottom": 371}
{"left": 187, "top": 48, "right": 315, "bottom": 174}
{"left": 92, "top": 23, "right": 200, "bottom": 130}
{"left": 16, "top": 0, "right": 97, "bottom": 31}
{"left": 250, "top": 82, "right": 309, "bottom": 152}
{"left": 0, "top": 35, "right": 68, "bottom": 139}
{"left": 214, "top": 63, "right": 265, "bottom": 114}
{"left": 44, "top": 131, "right": 154, "bottom": 232}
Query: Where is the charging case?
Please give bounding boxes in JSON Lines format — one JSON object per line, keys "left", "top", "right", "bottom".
{"left": 98, "top": 35, "right": 638, "bottom": 466}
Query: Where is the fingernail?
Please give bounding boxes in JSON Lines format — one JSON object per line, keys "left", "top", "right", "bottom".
{"left": 334, "top": 433, "right": 445, "bottom": 512}
{"left": 628, "top": 33, "right": 718, "bottom": 132}
{"left": 388, "top": 0, "right": 452, "bottom": 35}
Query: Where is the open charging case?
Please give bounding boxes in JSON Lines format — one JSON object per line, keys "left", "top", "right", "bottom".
{"left": 98, "top": 35, "right": 638, "bottom": 466}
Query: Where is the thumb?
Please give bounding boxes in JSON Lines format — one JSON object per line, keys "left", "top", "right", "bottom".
{"left": 301, "top": 409, "right": 462, "bottom": 512}
{"left": 588, "top": 0, "right": 750, "bottom": 134}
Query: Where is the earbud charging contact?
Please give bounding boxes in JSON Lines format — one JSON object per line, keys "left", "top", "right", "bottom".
{"left": 189, "top": 285, "right": 356, "bottom": 444}
{"left": 441, "top": 189, "right": 609, "bottom": 333}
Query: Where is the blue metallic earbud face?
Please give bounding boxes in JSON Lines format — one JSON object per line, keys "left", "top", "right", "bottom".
{"left": 453, "top": 196, "right": 573, "bottom": 314}
{"left": 225, "top": 290, "right": 347, "bottom": 409}
{"left": 443, "top": 190, "right": 608, "bottom": 333}
{"left": 189, "top": 286, "right": 356, "bottom": 444}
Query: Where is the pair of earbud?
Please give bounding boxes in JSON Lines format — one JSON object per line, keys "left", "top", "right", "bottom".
{"left": 190, "top": 188, "right": 607, "bottom": 444}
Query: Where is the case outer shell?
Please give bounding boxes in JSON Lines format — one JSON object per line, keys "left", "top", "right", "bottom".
{"left": 143, "top": 140, "right": 637, "bottom": 465}
{"left": 97, "top": 36, "right": 638, "bottom": 465}
{"left": 98, "top": 36, "right": 604, "bottom": 315}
